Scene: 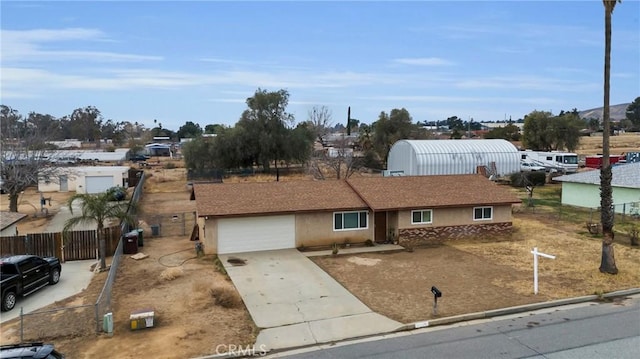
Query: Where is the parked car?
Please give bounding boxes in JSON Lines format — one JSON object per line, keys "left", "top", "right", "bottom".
{"left": 520, "top": 161, "right": 546, "bottom": 172}
{"left": 1, "top": 342, "right": 65, "bottom": 358}
{"left": 0, "top": 255, "right": 62, "bottom": 312}
{"left": 49, "top": 156, "right": 79, "bottom": 165}
{"left": 129, "top": 154, "right": 150, "bottom": 162}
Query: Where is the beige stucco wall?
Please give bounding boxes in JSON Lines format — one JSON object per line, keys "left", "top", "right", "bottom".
{"left": 203, "top": 206, "right": 513, "bottom": 253}
{"left": 398, "top": 205, "right": 513, "bottom": 229}
{"left": 0, "top": 224, "right": 18, "bottom": 237}
{"left": 202, "top": 217, "right": 218, "bottom": 254}
{"left": 38, "top": 173, "right": 79, "bottom": 192}
{"left": 295, "top": 211, "right": 373, "bottom": 247}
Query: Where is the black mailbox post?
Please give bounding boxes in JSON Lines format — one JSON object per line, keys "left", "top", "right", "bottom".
{"left": 431, "top": 286, "right": 442, "bottom": 315}
{"left": 431, "top": 286, "right": 442, "bottom": 297}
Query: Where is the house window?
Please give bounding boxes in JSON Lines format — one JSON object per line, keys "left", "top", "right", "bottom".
{"left": 334, "top": 211, "right": 368, "bottom": 231}
{"left": 474, "top": 207, "right": 493, "bottom": 221}
{"left": 411, "top": 209, "right": 433, "bottom": 224}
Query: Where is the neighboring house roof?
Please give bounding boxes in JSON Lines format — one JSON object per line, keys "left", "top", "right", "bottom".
{"left": 194, "top": 180, "right": 368, "bottom": 217}
{"left": 347, "top": 175, "right": 521, "bottom": 211}
{"left": 555, "top": 163, "right": 640, "bottom": 189}
{"left": 0, "top": 211, "right": 28, "bottom": 231}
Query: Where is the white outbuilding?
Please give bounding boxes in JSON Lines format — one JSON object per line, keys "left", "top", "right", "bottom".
{"left": 386, "top": 139, "right": 520, "bottom": 177}
{"left": 38, "top": 166, "right": 130, "bottom": 194}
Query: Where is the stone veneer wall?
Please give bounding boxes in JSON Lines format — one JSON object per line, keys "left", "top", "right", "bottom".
{"left": 398, "top": 222, "right": 512, "bottom": 247}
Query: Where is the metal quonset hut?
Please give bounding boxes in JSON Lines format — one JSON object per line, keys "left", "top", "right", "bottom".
{"left": 387, "top": 139, "right": 519, "bottom": 177}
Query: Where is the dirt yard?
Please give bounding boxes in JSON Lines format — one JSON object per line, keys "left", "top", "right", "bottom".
{"left": 312, "top": 216, "right": 640, "bottom": 323}
{"left": 1, "top": 133, "right": 639, "bottom": 358}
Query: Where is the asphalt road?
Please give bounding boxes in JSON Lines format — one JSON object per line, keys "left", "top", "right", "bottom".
{"left": 277, "top": 295, "right": 640, "bottom": 359}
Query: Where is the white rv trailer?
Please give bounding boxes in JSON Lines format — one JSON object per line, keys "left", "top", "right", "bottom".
{"left": 520, "top": 150, "right": 579, "bottom": 173}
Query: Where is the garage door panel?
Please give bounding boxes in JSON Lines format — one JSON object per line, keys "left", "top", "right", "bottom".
{"left": 85, "top": 176, "right": 114, "bottom": 194}
{"left": 218, "top": 215, "right": 295, "bottom": 254}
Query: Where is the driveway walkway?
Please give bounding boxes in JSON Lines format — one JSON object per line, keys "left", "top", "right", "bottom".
{"left": 0, "top": 259, "right": 96, "bottom": 323}
{"left": 219, "top": 249, "right": 402, "bottom": 351}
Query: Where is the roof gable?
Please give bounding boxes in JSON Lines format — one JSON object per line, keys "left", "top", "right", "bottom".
{"left": 347, "top": 175, "right": 521, "bottom": 210}
{"left": 0, "top": 211, "right": 28, "bottom": 230}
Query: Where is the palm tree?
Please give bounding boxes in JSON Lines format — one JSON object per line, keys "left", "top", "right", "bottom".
{"left": 63, "top": 188, "right": 135, "bottom": 271}
{"left": 599, "top": 0, "right": 621, "bottom": 274}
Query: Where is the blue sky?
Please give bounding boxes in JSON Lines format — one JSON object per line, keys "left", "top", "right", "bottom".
{"left": 1, "top": 0, "right": 639, "bottom": 131}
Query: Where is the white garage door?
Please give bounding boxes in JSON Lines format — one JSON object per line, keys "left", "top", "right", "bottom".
{"left": 218, "top": 215, "right": 295, "bottom": 254}
{"left": 85, "top": 176, "right": 114, "bottom": 194}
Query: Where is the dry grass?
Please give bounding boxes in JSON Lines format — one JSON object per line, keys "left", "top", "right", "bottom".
{"left": 448, "top": 217, "right": 640, "bottom": 299}
{"left": 143, "top": 168, "right": 188, "bottom": 193}
{"left": 159, "top": 267, "right": 184, "bottom": 281}
{"left": 210, "top": 286, "right": 243, "bottom": 308}
{"left": 574, "top": 133, "right": 640, "bottom": 156}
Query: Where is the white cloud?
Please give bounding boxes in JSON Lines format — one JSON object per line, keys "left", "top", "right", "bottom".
{"left": 3, "top": 28, "right": 106, "bottom": 42}
{"left": 0, "top": 28, "right": 162, "bottom": 63}
{"left": 393, "top": 57, "right": 454, "bottom": 66}
{"left": 454, "top": 76, "right": 597, "bottom": 92}
{"left": 199, "top": 57, "right": 253, "bottom": 65}
{"left": 0, "top": 66, "right": 403, "bottom": 95}
{"left": 359, "top": 95, "right": 561, "bottom": 105}
{"left": 207, "top": 98, "right": 246, "bottom": 104}
{"left": 612, "top": 72, "right": 636, "bottom": 79}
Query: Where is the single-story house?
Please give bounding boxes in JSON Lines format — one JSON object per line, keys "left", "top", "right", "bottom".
{"left": 0, "top": 211, "right": 28, "bottom": 236}
{"left": 38, "top": 166, "right": 130, "bottom": 194}
{"left": 554, "top": 162, "right": 640, "bottom": 214}
{"left": 192, "top": 175, "right": 521, "bottom": 254}
{"left": 145, "top": 143, "right": 172, "bottom": 157}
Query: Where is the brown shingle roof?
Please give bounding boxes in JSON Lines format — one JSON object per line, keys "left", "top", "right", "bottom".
{"left": 194, "top": 180, "right": 368, "bottom": 217}
{"left": 0, "top": 211, "right": 28, "bottom": 230}
{"left": 347, "top": 175, "right": 521, "bottom": 211}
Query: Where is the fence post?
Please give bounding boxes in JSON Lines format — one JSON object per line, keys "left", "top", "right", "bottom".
{"left": 20, "top": 307, "right": 24, "bottom": 343}
{"left": 25, "top": 234, "right": 31, "bottom": 254}
{"left": 95, "top": 302, "right": 100, "bottom": 333}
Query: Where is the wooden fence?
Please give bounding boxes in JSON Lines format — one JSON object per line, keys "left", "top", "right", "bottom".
{"left": 0, "top": 226, "right": 121, "bottom": 261}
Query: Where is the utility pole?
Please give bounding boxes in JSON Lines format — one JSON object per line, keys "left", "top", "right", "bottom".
{"left": 347, "top": 107, "right": 351, "bottom": 136}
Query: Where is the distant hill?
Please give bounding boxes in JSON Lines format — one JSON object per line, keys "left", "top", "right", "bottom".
{"left": 579, "top": 103, "right": 630, "bottom": 121}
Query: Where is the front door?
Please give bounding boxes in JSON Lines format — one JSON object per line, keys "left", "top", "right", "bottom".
{"left": 59, "top": 175, "right": 68, "bottom": 192}
{"left": 374, "top": 212, "right": 387, "bottom": 243}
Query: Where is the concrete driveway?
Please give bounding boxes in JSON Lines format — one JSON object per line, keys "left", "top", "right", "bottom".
{"left": 0, "top": 259, "right": 96, "bottom": 323}
{"left": 219, "top": 249, "right": 401, "bottom": 350}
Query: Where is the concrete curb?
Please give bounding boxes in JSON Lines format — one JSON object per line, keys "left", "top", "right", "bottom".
{"left": 193, "top": 288, "right": 640, "bottom": 359}
{"left": 397, "top": 288, "right": 640, "bottom": 332}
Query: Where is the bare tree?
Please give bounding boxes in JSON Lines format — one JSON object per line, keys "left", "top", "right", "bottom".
{"left": 309, "top": 133, "right": 361, "bottom": 180}
{"left": 307, "top": 106, "right": 333, "bottom": 147}
{"left": 1, "top": 106, "right": 64, "bottom": 212}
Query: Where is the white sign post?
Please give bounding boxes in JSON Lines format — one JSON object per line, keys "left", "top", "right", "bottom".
{"left": 531, "top": 247, "right": 555, "bottom": 295}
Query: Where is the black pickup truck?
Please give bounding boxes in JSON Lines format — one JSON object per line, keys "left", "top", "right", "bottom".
{"left": 0, "top": 255, "right": 62, "bottom": 312}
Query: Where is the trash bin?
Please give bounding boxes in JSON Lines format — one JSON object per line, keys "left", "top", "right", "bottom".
{"left": 137, "top": 229, "right": 144, "bottom": 247}
{"left": 123, "top": 230, "right": 139, "bottom": 254}
{"left": 150, "top": 224, "right": 160, "bottom": 237}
